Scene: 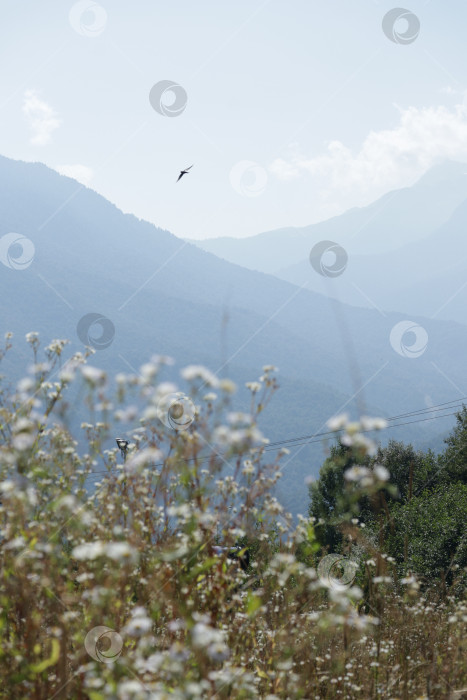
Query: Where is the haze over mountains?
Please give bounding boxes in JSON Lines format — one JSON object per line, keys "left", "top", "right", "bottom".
{"left": 1, "top": 154, "right": 466, "bottom": 516}
{"left": 194, "top": 161, "right": 467, "bottom": 323}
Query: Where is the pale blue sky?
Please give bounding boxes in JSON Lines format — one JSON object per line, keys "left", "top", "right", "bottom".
{"left": 1, "top": 0, "right": 467, "bottom": 239}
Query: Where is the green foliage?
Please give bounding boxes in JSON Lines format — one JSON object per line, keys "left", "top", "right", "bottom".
{"left": 309, "top": 414, "right": 467, "bottom": 587}
{"left": 373, "top": 439, "right": 439, "bottom": 503}
{"left": 308, "top": 443, "right": 366, "bottom": 548}
{"left": 386, "top": 482, "right": 467, "bottom": 584}
{"left": 439, "top": 405, "right": 467, "bottom": 485}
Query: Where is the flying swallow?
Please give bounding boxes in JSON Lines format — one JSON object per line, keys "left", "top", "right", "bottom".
{"left": 177, "top": 164, "right": 193, "bottom": 182}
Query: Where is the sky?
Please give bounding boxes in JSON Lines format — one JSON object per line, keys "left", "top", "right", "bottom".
{"left": 2, "top": 0, "right": 467, "bottom": 240}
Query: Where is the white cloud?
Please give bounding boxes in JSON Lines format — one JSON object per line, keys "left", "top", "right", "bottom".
{"left": 22, "top": 90, "right": 61, "bottom": 146}
{"left": 270, "top": 102, "right": 467, "bottom": 211}
{"left": 56, "top": 164, "right": 94, "bottom": 186}
{"left": 269, "top": 158, "right": 300, "bottom": 181}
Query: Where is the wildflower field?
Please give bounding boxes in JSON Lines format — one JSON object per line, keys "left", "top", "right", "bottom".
{"left": 0, "top": 335, "right": 466, "bottom": 699}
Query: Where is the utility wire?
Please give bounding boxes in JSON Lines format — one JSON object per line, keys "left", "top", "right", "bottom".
{"left": 87, "top": 397, "right": 466, "bottom": 477}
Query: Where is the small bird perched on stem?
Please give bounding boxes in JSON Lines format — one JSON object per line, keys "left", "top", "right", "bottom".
{"left": 177, "top": 164, "right": 193, "bottom": 182}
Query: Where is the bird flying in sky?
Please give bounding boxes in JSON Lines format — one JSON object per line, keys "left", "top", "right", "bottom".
{"left": 177, "top": 165, "right": 193, "bottom": 182}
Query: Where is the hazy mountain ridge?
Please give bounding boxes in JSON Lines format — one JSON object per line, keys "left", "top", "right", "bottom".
{"left": 192, "top": 160, "right": 467, "bottom": 325}
{"left": 275, "top": 187, "right": 467, "bottom": 323}
{"left": 193, "top": 161, "right": 467, "bottom": 271}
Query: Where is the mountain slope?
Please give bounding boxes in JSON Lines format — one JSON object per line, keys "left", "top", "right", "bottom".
{"left": 1, "top": 155, "right": 466, "bottom": 516}
{"left": 277, "top": 193, "right": 467, "bottom": 324}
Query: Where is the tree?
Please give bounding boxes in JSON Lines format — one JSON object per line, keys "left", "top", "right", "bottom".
{"left": 308, "top": 443, "right": 370, "bottom": 549}
{"left": 386, "top": 482, "right": 467, "bottom": 584}
{"left": 438, "top": 406, "right": 467, "bottom": 485}
{"left": 308, "top": 440, "right": 438, "bottom": 549}
{"left": 373, "top": 440, "right": 438, "bottom": 503}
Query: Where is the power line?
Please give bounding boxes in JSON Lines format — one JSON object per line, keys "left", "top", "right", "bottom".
{"left": 263, "top": 399, "right": 467, "bottom": 451}
{"left": 262, "top": 410, "right": 461, "bottom": 453}
{"left": 87, "top": 397, "right": 466, "bottom": 477}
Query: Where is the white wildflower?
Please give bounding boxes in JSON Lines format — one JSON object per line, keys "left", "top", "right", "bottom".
{"left": 242, "top": 460, "right": 255, "bottom": 475}
{"left": 29, "top": 362, "right": 51, "bottom": 374}
{"left": 72, "top": 541, "right": 107, "bottom": 560}
{"left": 153, "top": 381, "right": 178, "bottom": 400}
{"left": 0, "top": 480, "right": 15, "bottom": 493}
{"left": 150, "top": 354, "right": 174, "bottom": 367}
{"left": 169, "top": 642, "right": 190, "bottom": 662}
{"left": 344, "top": 466, "right": 371, "bottom": 482}
{"left": 105, "top": 542, "right": 138, "bottom": 564}
{"left": 13, "top": 433, "right": 35, "bottom": 451}
{"left": 5, "top": 536, "right": 26, "bottom": 550}
{"left": 227, "top": 412, "right": 253, "bottom": 426}
{"left": 139, "top": 363, "right": 157, "bottom": 382}
{"left": 46, "top": 339, "right": 69, "bottom": 355}
{"left": 168, "top": 619, "right": 186, "bottom": 632}
{"left": 373, "top": 464, "right": 390, "bottom": 481}
{"left": 56, "top": 495, "right": 78, "bottom": 510}
{"left": 59, "top": 368, "right": 75, "bottom": 383}
{"left": 167, "top": 503, "right": 192, "bottom": 519}
{"left": 218, "top": 378, "right": 236, "bottom": 394}
{"left": 81, "top": 366, "right": 106, "bottom": 385}
{"left": 181, "top": 365, "right": 219, "bottom": 387}
{"left": 341, "top": 433, "right": 376, "bottom": 455}
{"left": 136, "top": 652, "right": 164, "bottom": 673}
{"left": 327, "top": 413, "right": 349, "bottom": 431}
{"left": 191, "top": 622, "right": 225, "bottom": 648}
{"left": 17, "top": 377, "right": 35, "bottom": 393}
{"left": 116, "top": 680, "right": 146, "bottom": 698}
{"left": 207, "top": 641, "right": 230, "bottom": 662}
{"left": 13, "top": 418, "right": 35, "bottom": 433}
{"left": 246, "top": 381, "right": 261, "bottom": 393}
{"left": 124, "top": 447, "right": 163, "bottom": 474}
{"left": 123, "top": 607, "right": 152, "bottom": 637}
{"left": 141, "top": 406, "right": 158, "bottom": 421}
{"left": 114, "top": 405, "right": 138, "bottom": 422}
{"left": 360, "top": 416, "right": 388, "bottom": 431}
